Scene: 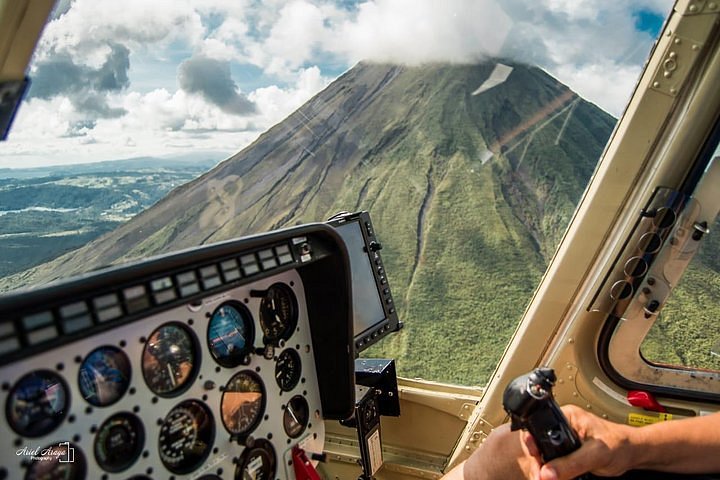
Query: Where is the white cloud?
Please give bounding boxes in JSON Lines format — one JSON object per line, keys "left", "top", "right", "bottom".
{"left": 250, "top": 66, "right": 330, "bottom": 124}
{"left": 330, "top": 0, "right": 511, "bottom": 64}
{"left": 257, "top": 1, "right": 327, "bottom": 75}
{"left": 3, "top": 0, "right": 677, "bottom": 167}
{"left": 2, "top": 65, "right": 331, "bottom": 168}
{"left": 554, "top": 62, "right": 643, "bottom": 116}
{"left": 38, "top": 0, "right": 206, "bottom": 63}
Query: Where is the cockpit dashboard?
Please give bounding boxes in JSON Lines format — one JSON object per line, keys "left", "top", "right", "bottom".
{"left": 0, "top": 215, "right": 396, "bottom": 480}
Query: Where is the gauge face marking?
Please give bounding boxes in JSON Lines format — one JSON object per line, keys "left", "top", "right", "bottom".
{"left": 142, "top": 323, "right": 198, "bottom": 396}
{"left": 283, "top": 395, "right": 310, "bottom": 439}
{"left": 24, "top": 442, "right": 87, "bottom": 480}
{"left": 78, "top": 345, "right": 131, "bottom": 407}
{"left": 158, "top": 400, "right": 215, "bottom": 474}
{"left": 221, "top": 370, "right": 265, "bottom": 436}
{"left": 259, "top": 283, "right": 298, "bottom": 343}
{"left": 94, "top": 412, "right": 144, "bottom": 473}
{"left": 208, "top": 302, "right": 254, "bottom": 367}
{"left": 234, "top": 439, "right": 276, "bottom": 480}
{"left": 275, "top": 348, "right": 302, "bottom": 391}
{"left": 6, "top": 370, "right": 69, "bottom": 438}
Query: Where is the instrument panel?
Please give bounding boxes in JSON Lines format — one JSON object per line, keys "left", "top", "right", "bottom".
{"left": 0, "top": 224, "right": 356, "bottom": 480}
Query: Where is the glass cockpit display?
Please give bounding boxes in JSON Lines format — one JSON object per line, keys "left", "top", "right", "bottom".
{"left": 6, "top": 370, "right": 68, "bottom": 437}
{"left": 78, "top": 346, "right": 131, "bottom": 407}
{"left": 208, "top": 302, "right": 254, "bottom": 367}
{"left": 334, "top": 221, "right": 386, "bottom": 336}
{"left": 142, "top": 323, "right": 198, "bottom": 396}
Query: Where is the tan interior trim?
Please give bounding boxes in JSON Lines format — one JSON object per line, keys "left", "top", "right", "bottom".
{"left": 446, "top": 3, "right": 720, "bottom": 470}
{"left": 0, "top": 0, "right": 55, "bottom": 80}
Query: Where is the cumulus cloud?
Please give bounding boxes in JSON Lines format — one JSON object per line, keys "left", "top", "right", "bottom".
{"left": 5, "top": 0, "right": 676, "bottom": 167}
{"left": 177, "top": 55, "right": 256, "bottom": 115}
{"left": 29, "top": 43, "right": 130, "bottom": 118}
{"left": 36, "top": 0, "right": 205, "bottom": 62}
{"left": 330, "top": 0, "right": 512, "bottom": 65}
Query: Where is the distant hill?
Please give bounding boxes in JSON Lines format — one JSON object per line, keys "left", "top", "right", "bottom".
{"left": 3, "top": 61, "right": 618, "bottom": 384}
{"left": 0, "top": 157, "right": 218, "bottom": 278}
{"left": 0, "top": 153, "right": 224, "bottom": 179}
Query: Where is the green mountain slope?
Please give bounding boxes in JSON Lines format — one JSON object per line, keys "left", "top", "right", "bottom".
{"left": 4, "top": 61, "right": 617, "bottom": 385}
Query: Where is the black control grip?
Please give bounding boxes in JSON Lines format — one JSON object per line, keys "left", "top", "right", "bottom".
{"left": 523, "top": 394, "right": 582, "bottom": 461}
{"left": 503, "top": 368, "right": 588, "bottom": 475}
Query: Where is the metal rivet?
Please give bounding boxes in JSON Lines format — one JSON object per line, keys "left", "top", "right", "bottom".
{"left": 567, "top": 337, "right": 574, "bottom": 344}
{"left": 689, "top": 4, "right": 698, "bottom": 12}
{"left": 670, "top": 88, "right": 677, "bottom": 94}
{"left": 586, "top": 404, "right": 592, "bottom": 410}
{"left": 653, "top": 81, "right": 661, "bottom": 88}
{"left": 568, "top": 375, "right": 574, "bottom": 381}
{"left": 465, "top": 446, "right": 472, "bottom": 451}
{"left": 602, "top": 414, "right": 608, "bottom": 419}
{"left": 664, "top": 72, "right": 672, "bottom": 78}
{"left": 572, "top": 392, "right": 578, "bottom": 397}
{"left": 479, "top": 420, "right": 484, "bottom": 425}
{"left": 710, "top": 2, "right": 717, "bottom": 10}
{"left": 692, "top": 44, "right": 700, "bottom": 51}
{"left": 473, "top": 433, "right": 480, "bottom": 440}
{"left": 674, "top": 37, "right": 682, "bottom": 44}
{"left": 558, "top": 379, "right": 565, "bottom": 384}
{"left": 669, "top": 51, "right": 677, "bottom": 58}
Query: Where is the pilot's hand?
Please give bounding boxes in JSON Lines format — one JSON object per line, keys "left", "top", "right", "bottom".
{"left": 522, "top": 405, "right": 635, "bottom": 480}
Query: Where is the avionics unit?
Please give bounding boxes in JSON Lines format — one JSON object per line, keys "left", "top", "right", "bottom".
{"left": 327, "top": 211, "right": 403, "bottom": 353}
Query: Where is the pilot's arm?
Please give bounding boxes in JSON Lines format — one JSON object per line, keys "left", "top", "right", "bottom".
{"left": 442, "top": 423, "right": 540, "bottom": 480}
{"left": 444, "top": 406, "right": 720, "bottom": 480}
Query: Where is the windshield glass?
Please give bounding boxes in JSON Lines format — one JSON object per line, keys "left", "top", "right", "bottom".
{"left": 1, "top": 0, "right": 672, "bottom": 386}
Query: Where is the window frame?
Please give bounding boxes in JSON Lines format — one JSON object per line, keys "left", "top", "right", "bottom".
{"left": 598, "top": 118, "right": 720, "bottom": 402}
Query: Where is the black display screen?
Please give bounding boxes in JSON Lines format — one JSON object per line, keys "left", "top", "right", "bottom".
{"left": 335, "top": 221, "right": 386, "bottom": 337}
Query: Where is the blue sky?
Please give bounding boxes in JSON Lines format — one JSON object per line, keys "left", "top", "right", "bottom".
{"left": 2, "top": 0, "right": 673, "bottom": 168}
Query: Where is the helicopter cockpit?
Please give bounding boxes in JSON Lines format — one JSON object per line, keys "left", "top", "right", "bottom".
{"left": 1, "top": 1, "right": 720, "bottom": 480}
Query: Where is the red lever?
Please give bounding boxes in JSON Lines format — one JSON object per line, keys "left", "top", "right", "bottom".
{"left": 292, "top": 446, "right": 322, "bottom": 480}
{"left": 627, "top": 390, "right": 667, "bottom": 413}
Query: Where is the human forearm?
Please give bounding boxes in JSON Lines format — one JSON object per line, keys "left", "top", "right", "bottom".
{"left": 629, "top": 412, "right": 720, "bottom": 473}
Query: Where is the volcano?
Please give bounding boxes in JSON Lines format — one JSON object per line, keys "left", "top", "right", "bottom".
{"left": 7, "top": 61, "right": 617, "bottom": 384}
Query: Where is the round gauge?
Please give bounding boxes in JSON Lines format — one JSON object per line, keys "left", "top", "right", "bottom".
{"left": 6, "top": 370, "right": 69, "bottom": 437}
{"left": 283, "top": 395, "right": 310, "bottom": 439}
{"left": 159, "top": 400, "right": 215, "bottom": 474}
{"left": 24, "top": 442, "right": 86, "bottom": 480}
{"left": 234, "top": 439, "right": 276, "bottom": 480}
{"left": 78, "top": 346, "right": 131, "bottom": 407}
{"left": 208, "top": 302, "right": 255, "bottom": 367}
{"left": 221, "top": 370, "right": 265, "bottom": 436}
{"left": 142, "top": 323, "right": 198, "bottom": 396}
{"left": 259, "top": 283, "right": 298, "bottom": 343}
{"left": 275, "top": 348, "right": 302, "bottom": 391}
{"left": 94, "top": 412, "right": 144, "bottom": 473}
